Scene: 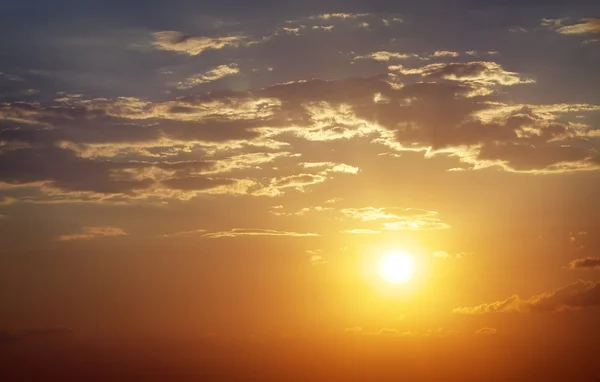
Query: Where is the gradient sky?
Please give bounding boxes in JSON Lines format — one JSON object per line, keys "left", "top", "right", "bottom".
{"left": 1, "top": 0, "right": 600, "bottom": 379}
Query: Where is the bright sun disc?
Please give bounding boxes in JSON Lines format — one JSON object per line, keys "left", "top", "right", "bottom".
{"left": 378, "top": 251, "right": 416, "bottom": 284}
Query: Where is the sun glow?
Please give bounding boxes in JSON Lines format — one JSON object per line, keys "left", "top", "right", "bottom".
{"left": 377, "top": 251, "right": 416, "bottom": 284}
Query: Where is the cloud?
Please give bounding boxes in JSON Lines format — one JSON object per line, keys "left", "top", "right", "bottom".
{"left": 569, "top": 257, "right": 600, "bottom": 270}
{"left": 161, "top": 177, "right": 234, "bottom": 191}
{"left": 309, "top": 254, "right": 327, "bottom": 265}
{"left": 175, "top": 64, "right": 239, "bottom": 89}
{"left": 311, "top": 13, "right": 369, "bottom": 20}
{"left": 391, "top": 61, "right": 534, "bottom": 86}
{"left": 557, "top": 18, "right": 600, "bottom": 35}
{"left": 355, "top": 51, "right": 422, "bottom": 62}
{"left": 202, "top": 228, "right": 319, "bottom": 239}
{"left": 1, "top": 72, "right": 599, "bottom": 205}
{"left": 432, "top": 50, "right": 460, "bottom": 58}
{"left": 344, "top": 327, "right": 363, "bottom": 334}
{"left": 341, "top": 207, "right": 450, "bottom": 230}
{"left": 299, "top": 162, "right": 360, "bottom": 174}
{"left": 341, "top": 229, "right": 381, "bottom": 235}
{"left": 0, "top": 72, "right": 23, "bottom": 82}
{"left": 266, "top": 174, "right": 328, "bottom": 193}
{"left": 162, "top": 228, "right": 207, "bottom": 238}
{"left": 454, "top": 280, "right": 600, "bottom": 314}
{"left": 475, "top": 327, "right": 497, "bottom": 335}
{"left": 152, "top": 31, "right": 249, "bottom": 55}
{"left": 0, "top": 147, "right": 155, "bottom": 194}
{"left": 57, "top": 226, "right": 127, "bottom": 241}
{"left": 270, "top": 205, "right": 334, "bottom": 216}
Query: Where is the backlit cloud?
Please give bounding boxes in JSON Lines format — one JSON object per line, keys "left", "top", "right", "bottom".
{"left": 454, "top": 280, "right": 600, "bottom": 314}
{"left": 355, "top": 51, "right": 422, "bottom": 62}
{"left": 57, "top": 226, "right": 128, "bottom": 241}
{"left": 202, "top": 228, "right": 320, "bottom": 239}
{"left": 175, "top": 64, "right": 239, "bottom": 89}
{"left": 341, "top": 207, "right": 450, "bottom": 230}
{"left": 390, "top": 61, "right": 535, "bottom": 86}
{"left": 557, "top": 17, "right": 600, "bottom": 35}
{"left": 152, "top": 31, "right": 250, "bottom": 56}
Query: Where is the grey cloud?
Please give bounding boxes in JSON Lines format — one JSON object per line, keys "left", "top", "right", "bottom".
{"left": 0, "top": 147, "right": 154, "bottom": 194}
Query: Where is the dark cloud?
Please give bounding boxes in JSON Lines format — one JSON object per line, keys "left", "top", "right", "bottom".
{"left": 454, "top": 280, "right": 600, "bottom": 314}
{"left": 0, "top": 69, "right": 598, "bottom": 204}
{"left": 569, "top": 257, "right": 600, "bottom": 270}
{"left": 0, "top": 147, "right": 154, "bottom": 194}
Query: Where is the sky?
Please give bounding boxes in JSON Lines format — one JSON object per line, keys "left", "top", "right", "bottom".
{"left": 1, "top": 0, "right": 600, "bottom": 380}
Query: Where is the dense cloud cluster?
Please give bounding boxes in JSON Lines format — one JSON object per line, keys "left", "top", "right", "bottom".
{"left": 0, "top": 70, "right": 598, "bottom": 204}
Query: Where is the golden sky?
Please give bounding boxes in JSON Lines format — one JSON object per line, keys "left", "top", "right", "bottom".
{"left": 0, "top": 1, "right": 599, "bottom": 380}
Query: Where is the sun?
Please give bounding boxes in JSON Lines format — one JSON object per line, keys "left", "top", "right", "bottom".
{"left": 377, "top": 251, "right": 416, "bottom": 284}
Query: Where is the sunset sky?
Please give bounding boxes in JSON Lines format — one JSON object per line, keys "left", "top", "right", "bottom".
{"left": 1, "top": 0, "right": 599, "bottom": 380}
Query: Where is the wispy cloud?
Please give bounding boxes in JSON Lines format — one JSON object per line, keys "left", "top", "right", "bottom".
{"left": 175, "top": 64, "right": 239, "bottom": 89}
{"left": 341, "top": 207, "right": 450, "bottom": 230}
{"left": 57, "top": 226, "right": 127, "bottom": 241}
{"left": 557, "top": 17, "right": 600, "bottom": 35}
{"left": 152, "top": 31, "right": 251, "bottom": 56}
{"left": 202, "top": 228, "right": 319, "bottom": 239}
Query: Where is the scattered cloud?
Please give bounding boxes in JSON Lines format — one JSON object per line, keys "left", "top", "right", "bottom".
{"left": 299, "top": 162, "right": 360, "bottom": 174}
{"left": 344, "top": 327, "right": 364, "bottom": 334}
{"left": 569, "top": 257, "right": 600, "bottom": 270}
{"left": 307, "top": 250, "right": 327, "bottom": 265}
{"left": 57, "top": 226, "right": 128, "bottom": 241}
{"left": 454, "top": 280, "right": 600, "bottom": 314}
{"left": 311, "top": 13, "right": 369, "bottom": 20}
{"left": 509, "top": 27, "right": 528, "bottom": 33}
{"left": 175, "top": 64, "right": 239, "bottom": 89}
{"left": 432, "top": 50, "right": 460, "bottom": 58}
{"left": 390, "top": 61, "right": 535, "bottom": 86}
{"left": 341, "top": 229, "right": 382, "bottom": 235}
{"left": 0, "top": 72, "right": 23, "bottom": 81}
{"left": 202, "top": 228, "right": 319, "bottom": 239}
{"left": 341, "top": 207, "right": 450, "bottom": 230}
{"left": 152, "top": 31, "right": 251, "bottom": 56}
{"left": 557, "top": 17, "right": 600, "bottom": 35}
{"left": 475, "top": 327, "right": 497, "bottom": 335}
{"left": 162, "top": 228, "right": 208, "bottom": 238}
{"left": 1, "top": 73, "right": 598, "bottom": 205}
{"left": 355, "top": 51, "right": 422, "bottom": 62}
